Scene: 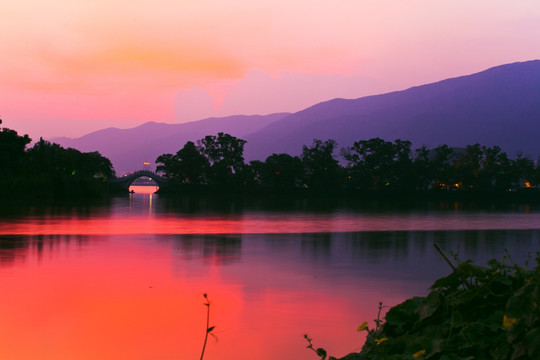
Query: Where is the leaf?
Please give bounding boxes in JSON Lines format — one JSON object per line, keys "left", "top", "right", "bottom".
{"left": 418, "top": 292, "right": 440, "bottom": 320}
{"left": 357, "top": 321, "right": 369, "bottom": 332}
{"left": 316, "top": 347, "right": 327, "bottom": 359}
{"left": 431, "top": 272, "right": 461, "bottom": 289}
{"left": 506, "top": 282, "right": 536, "bottom": 320}
{"left": 207, "top": 326, "right": 215, "bottom": 333}
{"left": 384, "top": 297, "right": 422, "bottom": 329}
{"left": 525, "top": 327, "right": 540, "bottom": 358}
{"left": 503, "top": 315, "right": 517, "bottom": 328}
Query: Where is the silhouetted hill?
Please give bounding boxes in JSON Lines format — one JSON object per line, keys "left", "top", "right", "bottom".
{"left": 51, "top": 113, "right": 289, "bottom": 173}
{"left": 52, "top": 60, "right": 540, "bottom": 173}
{"left": 243, "top": 60, "right": 540, "bottom": 161}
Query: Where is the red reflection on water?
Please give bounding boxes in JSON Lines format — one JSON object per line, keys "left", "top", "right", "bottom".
{"left": 2, "top": 211, "right": 540, "bottom": 236}
{"left": 0, "top": 235, "right": 411, "bottom": 360}
{"left": 2, "top": 194, "right": 538, "bottom": 359}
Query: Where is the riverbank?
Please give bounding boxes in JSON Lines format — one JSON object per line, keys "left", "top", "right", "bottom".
{"left": 311, "top": 249, "right": 540, "bottom": 360}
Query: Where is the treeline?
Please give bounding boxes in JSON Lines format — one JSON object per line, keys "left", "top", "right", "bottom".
{"left": 0, "top": 121, "right": 115, "bottom": 199}
{"left": 156, "top": 133, "right": 540, "bottom": 195}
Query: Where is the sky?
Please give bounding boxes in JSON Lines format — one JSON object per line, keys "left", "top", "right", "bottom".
{"left": 1, "top": 0, "right": 539, "bottom": 140}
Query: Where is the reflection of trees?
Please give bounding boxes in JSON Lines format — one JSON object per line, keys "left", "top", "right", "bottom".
{"left": 0, "top": 236, "right": 28, "bottom": 265}
{"left": 171, "top": 234, "right": 242, "bottom": 265}
{"left": 345, "top": 230, "right": 510, "bottom": 263}
{"left": 257, "top": 230, "right": 540, "bottom": 283}
{"left": 158, "top": 195, "right": 246, "bottom": 215}
{"left": 0, "top": 235, "right": 90, "bottom": 266}
{"left": 300, "top": 233, "right": 332, "bottom": 262}
{"left": 0, "top": 200, "right": 113, "bottom": 221}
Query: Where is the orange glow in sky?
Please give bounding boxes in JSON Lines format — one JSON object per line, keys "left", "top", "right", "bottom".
{"left": 1, "top": 0, "right": 540, "bottom": 138}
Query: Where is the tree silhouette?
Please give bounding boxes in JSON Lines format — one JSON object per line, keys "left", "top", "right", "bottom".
{"left": 342, "top": 138, "right": 413, "bottom": 191}
{"left": 153, "top": 133, "right": 540, "bottom": 196}
{"left": 156, "top": 141, "right": 209, "bottom": 184}
{"left": 513, "top": 152, "right": 536, "bottom": 188}
{"left": 301, "top": 139, "right": 341, "bottom": 191}
{"left": 0, "top": 127, "right": 31, "bottom": 176}
{"left": 156, "top": 133, "right": 247, "bottom": 187}
{"left": 26, "top": 138, "right": 114, "bottom": 179}
{"left": 262, "top": 153, "right": 303, "bottom": 190}
{"left": 156, "top": 153, "right": 180, "bottom": 180}
{"left": 197, "top": 133, "right": 247, "bottom": 186}
{"left": 413, "top": 145, "right": 432, "bottom": 191}
{"left": 454, "top": 144, "right": 483, "bottom": 190}
{"left": 479, "top": 146, "right": 512, "bottom": 191}
{"left": 430, "top": 144, "right": 457, "bottom": 190}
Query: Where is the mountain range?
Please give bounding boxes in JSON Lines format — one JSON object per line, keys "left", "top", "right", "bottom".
{"left": 51, "top": 60, "right": 540, "bottom": 173}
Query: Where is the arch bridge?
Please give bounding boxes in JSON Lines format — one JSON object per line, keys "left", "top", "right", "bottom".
{"left": 107, "top": 170, "right": 169, "bottom": 192}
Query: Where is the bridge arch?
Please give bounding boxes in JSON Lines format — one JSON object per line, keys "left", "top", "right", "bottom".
{"left": 107, "top": 170, "right": 169, "bottom": 192}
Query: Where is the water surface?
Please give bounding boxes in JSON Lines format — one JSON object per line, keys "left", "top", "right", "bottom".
{"left": 1, "top": 188, "right": 539, "bottom": 360}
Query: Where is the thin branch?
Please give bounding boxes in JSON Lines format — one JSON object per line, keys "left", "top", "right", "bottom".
{"left": 200, "top": 293, "right": 211, "bottom": 360}
{"left": 434, "top": 243, "right": 457, "bottom": 272}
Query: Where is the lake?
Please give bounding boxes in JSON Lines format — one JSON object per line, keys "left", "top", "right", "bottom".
{"left": 1, "top": 186, "right": 539, "bottom": 360}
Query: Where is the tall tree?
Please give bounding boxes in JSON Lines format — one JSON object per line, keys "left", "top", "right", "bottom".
{"left": 197, "top": 133, "right": 247, "bottom": 186}
{"left": 262, "top": 153, "right": 303, "bottom": 190}
{"left": 0, "top": 127, "right": 31, "bottom": 175}
{"left": 156, "top": 141, "right": 209, "bottom": 184}
{"left": 479, "top": 146, "right": 512, "bottom": 191}
{"left": 413, "top": 145, "right": 432, "bottom": 191}
{"left": 342, "top": 138, "right": 413, "bottom": 190}
{"left": 156, "top": 153, "right": 180, "bottom": 180}
{"left": 301, "top": 139, "right": 341, "bottom": 191}
{"left": 513, "top": 152, "right": 536, "bottom": 188}
{"left": 175, "top": 141, "right": 209, "bottom": 184}
{"left": 454, "top": 144, "right": 483, "bottom": 190}
{"left": 430, "top": 144, "right": 456, "bottom": 190}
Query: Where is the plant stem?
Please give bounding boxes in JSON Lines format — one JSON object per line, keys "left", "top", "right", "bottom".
{"left": 434, "top": 243, "right": 471, "bottom": 289}
{"left": 434, "top": 243, "right": 457, "bottom": 272}
{"left": 200, "top": 294, "right": 210, "bottom": 360}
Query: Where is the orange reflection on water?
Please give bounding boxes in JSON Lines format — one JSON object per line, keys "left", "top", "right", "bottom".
{"left": 128, "top": 185, "right": 159, "bottom": 194}
{"left": 0, "top": 237, "right": 243, "bottom": 360}
{"left": 0, "top": 234, "right": 410, "bottom": 360}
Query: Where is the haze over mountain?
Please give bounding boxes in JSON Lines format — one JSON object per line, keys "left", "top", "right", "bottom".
{"left": 51, "top": 60, "right": 540, "bottom": 173}
{"left": 51, "top": 113, "right": 289, "bottom": 173}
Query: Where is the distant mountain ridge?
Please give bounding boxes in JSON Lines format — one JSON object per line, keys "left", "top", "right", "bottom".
{"left": 243, "top": 60, "right": 540, "bottom": 160}
{"left": 51, "top": 60, "right": 540, "bottom": 172}
{"left": 51, "top": 113, "right": 289, "bottom": 173}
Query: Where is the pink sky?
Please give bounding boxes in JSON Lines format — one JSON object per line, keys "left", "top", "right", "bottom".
{"left": 1, "top": 0, "right": 539, "bottom": 139}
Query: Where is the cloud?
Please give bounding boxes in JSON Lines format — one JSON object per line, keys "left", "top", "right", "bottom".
{"left": 173, "top": 70, "right": 388, "bottom": 122}
{"left": 174, "top": 87, "right": 215, "bottom": 122}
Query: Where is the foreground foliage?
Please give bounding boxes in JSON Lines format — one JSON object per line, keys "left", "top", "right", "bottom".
{"left": 308, "top": 249, "right": 540, "bottom": 360}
